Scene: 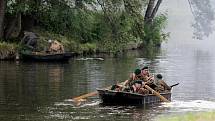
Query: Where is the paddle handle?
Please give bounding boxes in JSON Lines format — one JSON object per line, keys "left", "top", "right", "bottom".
{"left": 144, "top": 85, "right": 170, "bottom": 102}
{"left": 73, "top": 91, "right": 98, "bottom": 101}
{"left": 72, "top": 82, "right": 125, "bottom": 101}
{"left": 170, "top": 83, "right": 179, "bottom": 88}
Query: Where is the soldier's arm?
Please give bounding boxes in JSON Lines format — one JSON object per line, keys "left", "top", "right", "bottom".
{"left": 123, "top": 73, "right": 134, "bottom": 86}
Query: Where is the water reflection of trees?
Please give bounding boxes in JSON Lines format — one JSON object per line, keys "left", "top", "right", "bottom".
{"left": 0, "top": 62, "right": 66, "bottom": 107}
{"left": 189, "top": 0, "right": 215, "bottom": 39}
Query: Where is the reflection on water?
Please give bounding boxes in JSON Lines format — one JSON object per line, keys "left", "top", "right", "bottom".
{"left": 1, "top": 42, "right": 215, "bottom": 120}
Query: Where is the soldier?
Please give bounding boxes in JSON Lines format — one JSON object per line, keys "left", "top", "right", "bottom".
{"left": 123, "top": 69, "right": 149, "bottom": 94}
{"left": 21, "top": 31, "right": 39, "bottom": 51}
{"left": 141, "top": 66, "right": 154, "bottom": 83}
{"left": 154, "top": 74, "right": 171, "bottom": 93}
{"left": 47, "top": 40, "right": 65, "bottom": 53}
{"left": 123, "top": 69, "right": 143, "bottom": 87}
{"left": 111, "top": 69, "right": 142, "bottom": 92}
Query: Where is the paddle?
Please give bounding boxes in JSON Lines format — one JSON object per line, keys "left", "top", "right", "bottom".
{"left": 72, "top": 91, "right": 98, "bottom": 102}
{"left": 144, "top": 85, "right": 170, "bottom": 102}
{"left": 170, "top": 83, "right": 179, "bottom": 88}
{"left": 72, "top": 81, "right": 125, "bottom": 102}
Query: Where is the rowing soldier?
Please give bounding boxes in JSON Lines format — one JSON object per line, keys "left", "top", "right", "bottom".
{"left": 111, "top": 69, "right": 143, "bottom": 92}
{"left": 153, "top": 74, "right": 171, "bottom": 92}
{"left": 141, "top": 66, "right": 154, "bottom": 83}
{"left": 123, "top": 69, "right": 143, "bottom": 87}
{"left": 122, "top": 69, "right": 149, "bottom": 94}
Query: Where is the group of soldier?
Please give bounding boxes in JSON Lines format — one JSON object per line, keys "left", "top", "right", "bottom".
{"left": 111, "top": 66, "right": 171, "bottom": 95}
{"left": 21, "top": 31, "right": 64, "bottom": 53}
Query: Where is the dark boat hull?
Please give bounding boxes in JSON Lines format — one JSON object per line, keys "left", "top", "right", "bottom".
{"left": 97, "top": 89, "right": 171, "bottom": 106}
{"left": 21, "top": 52, "right": 74, "bottom": 62}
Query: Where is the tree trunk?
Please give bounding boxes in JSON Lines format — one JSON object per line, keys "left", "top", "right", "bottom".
{"left": 0, "top": 0, "right": 5, "bottom": 39}
{"left": 5, "top": 15, "right": 18, "bottom": 39}
{"left": 150, "top": 0, "right": 163, "bottom": 21}
{"left": 144, "top": 0, "right": 156, "bottom": 23}
{"left": 16, "top": 13, "right": 22, "bottom": 37}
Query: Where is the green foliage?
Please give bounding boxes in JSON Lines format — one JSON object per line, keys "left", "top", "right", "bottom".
{"left": 143, "top": 13, "right": 169, "bottom": 46}
{"left": 96, "top": 12, "right": 137, "bottom": 52}
{"left": 6, "top": 0, "right": 40, "bottom": 15}
{"left": 2, "top": 0, "right": 168, "bottom": 53}
{"left": 80, "top": 43, "right": 97, "bottom": 54}
{"left": 39, "top": 5, "right": 97, "bottom": 43}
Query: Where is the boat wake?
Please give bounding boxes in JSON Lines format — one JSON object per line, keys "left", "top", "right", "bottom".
{"left": 54, "top": 99, "right": 100, "bottom": 107}
{"left": 160, "top": 100, "right": 215, "bottom": 112}
{"left": 76, "top": 57, "right": 104, "bottom": 61}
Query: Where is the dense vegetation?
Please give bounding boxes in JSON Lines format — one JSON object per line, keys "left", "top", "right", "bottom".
{"left": 0, "top": 0, "right": 167, "bottom": 55}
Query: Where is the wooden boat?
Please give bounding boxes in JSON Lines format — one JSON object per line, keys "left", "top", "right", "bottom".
{"left": 20, "top": 51, "right": 74, "bottom": 61}
{"left": 97, "top": 89, "right": 171, "bottom": 106}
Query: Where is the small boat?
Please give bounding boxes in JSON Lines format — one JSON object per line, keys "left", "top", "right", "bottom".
{"left": 97, "top": 89, "right": 171, "bottom": 106}
{"left": 20, "top": 51, "right": 74, "bottom": 61}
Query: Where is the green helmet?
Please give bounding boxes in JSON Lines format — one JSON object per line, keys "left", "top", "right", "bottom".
{"left": 134, "top": 69, "right": 141, "bottom": 75}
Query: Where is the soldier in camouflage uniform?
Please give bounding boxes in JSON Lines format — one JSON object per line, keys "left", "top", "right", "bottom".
{"left": 153, "top": 74, "right": 171, "bottom": 93}
{"left": 47, "top": 40, "right": 64, "bottom": 53}
{"left": 21, "top": 31, "right": 39, "bottom": 51}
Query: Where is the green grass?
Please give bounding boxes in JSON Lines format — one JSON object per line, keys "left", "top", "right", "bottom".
{"left": 157, "top": 111, "right": 215, "bottom": 121}
{"left": 0, "top": 42, "right": 18, "bottom": 59}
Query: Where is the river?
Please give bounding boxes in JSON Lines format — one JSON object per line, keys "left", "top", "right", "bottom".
{"left": 1, "top": 0, "right": 215, "bottom": 121}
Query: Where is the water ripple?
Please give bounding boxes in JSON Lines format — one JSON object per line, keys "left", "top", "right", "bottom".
{"left": 160, "top": 100, "right": 215, "bottom": 112}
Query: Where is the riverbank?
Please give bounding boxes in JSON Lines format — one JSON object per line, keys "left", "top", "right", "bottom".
{"left": 0, "top": 34, "right": 143, "bottom": 60}
{"left": 0, "top": 42, "right": 18, "bottom": 60}
{"left": 157, "top": 111, "right": 215, "bottom": 121}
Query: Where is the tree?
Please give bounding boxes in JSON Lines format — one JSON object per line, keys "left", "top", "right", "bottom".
{"left": 0, "top": 0, "right": 6, "bottom": 39}
{"left": 144, "top": 0, "right": 163, "bottom": 24}
{"left": 123, "top": 0, "right": 145, "bottom": 39}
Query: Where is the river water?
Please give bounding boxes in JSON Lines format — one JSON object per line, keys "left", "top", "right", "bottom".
{"left": 1, "top": 0, "right": 215, "bottom": 121}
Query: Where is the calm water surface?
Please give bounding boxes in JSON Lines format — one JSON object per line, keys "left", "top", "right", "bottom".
{"left": 1, "top": 0, "right": 215, "bottom": 121}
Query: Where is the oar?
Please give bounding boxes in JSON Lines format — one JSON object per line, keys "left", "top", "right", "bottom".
{"left": 72, "top": 81, "right": 125, "bottom": 102}
{"left": 144, "top": 85, "right": 170, "bottom": 102}
{"left": 72, "top": 91, "right": 98, "bottom": 102}
{"left": 170, "top": 83, "right": 179, "bottom": 88}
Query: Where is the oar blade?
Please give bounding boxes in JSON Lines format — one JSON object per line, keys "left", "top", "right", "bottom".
{"left": 72, "top": 91, "right": 98, "bottom": 101}
{"left": 144, "top": 85, "right": 170, "bottom": 102}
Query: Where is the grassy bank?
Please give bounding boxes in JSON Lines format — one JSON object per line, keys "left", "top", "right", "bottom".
{"left": 23, "top": 28, "right": 142, "bottom": 54}
{"left": 157, "top": 111, "right": 215, "bottom": 121}
{"left": 0, "top": 42, "right": 18, "bottom": 60}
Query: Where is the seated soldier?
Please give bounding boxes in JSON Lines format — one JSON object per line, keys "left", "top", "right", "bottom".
{"left": 122, "top": 69, "right": 149, "bottom": 94}
{"left": 123, "top": 69, "right": 143, "bottom": 87}
{"left": 110, "top": 84, "right": 123, "bottom": 91}
{"left": 131, "top": 80, "right": 142, "bottom": 92}
{"left": 21, "top": 31, "right": 39, "bottom": 51}
{"left": 154, "top": 74, "right": 171, "bottom": 93}
{"left": 141, "top": 66, "right": 154, "bottom": 83}
{"left": 111, "top": 69, "right": 143, "bottom": 92}
{"left": 130, "top": 80, "right": 149, "bottom": 95}
{"left": 47, "top": 40, "right": 65, "bottom": 53}
{"left": 141, "top": 66, "right": 162, "bottom": 92}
